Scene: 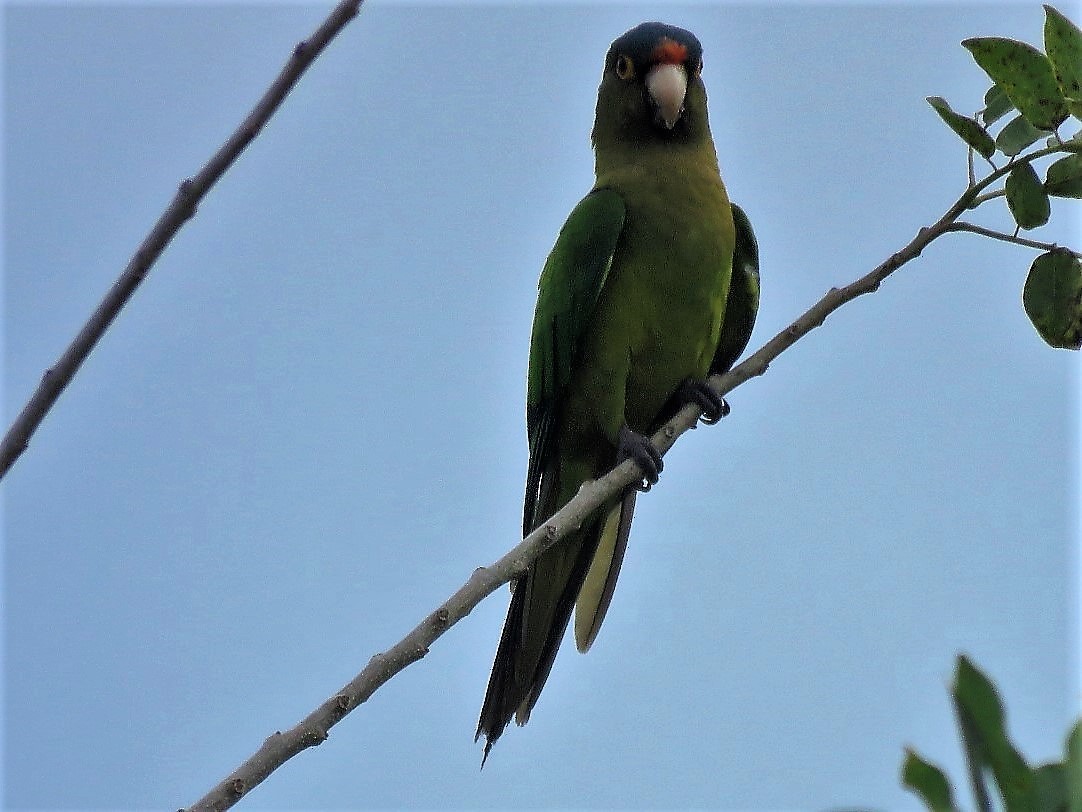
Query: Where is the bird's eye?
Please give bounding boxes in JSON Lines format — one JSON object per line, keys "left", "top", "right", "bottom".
{"left": 693, "top": 57, "right": 704, "bottom": 76}
{"left": 614, "top": 54, "right": 635, "bottom": 80}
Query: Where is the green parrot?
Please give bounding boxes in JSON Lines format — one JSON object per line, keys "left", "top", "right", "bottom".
{"left": 476, "top": 21, "right": 759, "bottom": 762}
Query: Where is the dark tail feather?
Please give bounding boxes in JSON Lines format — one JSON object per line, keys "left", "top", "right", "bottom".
{"left": 475, "top": 573, "right": 529, "bottom": 766}
{"left": 475, "top": 522, "right": 600, "bottom": 764}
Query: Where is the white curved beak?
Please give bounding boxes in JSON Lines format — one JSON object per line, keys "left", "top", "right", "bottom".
{"left": 645, "top": 62, "right": 688, "bottom": 129}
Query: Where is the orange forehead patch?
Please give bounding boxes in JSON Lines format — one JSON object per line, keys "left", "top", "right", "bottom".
{"left": 650, "top": 37, "right": 688, "bottom": 65}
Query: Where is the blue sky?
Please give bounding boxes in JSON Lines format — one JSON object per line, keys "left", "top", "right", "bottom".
{"left": 3, "top": 2, "right": 1079, "bottom": 809}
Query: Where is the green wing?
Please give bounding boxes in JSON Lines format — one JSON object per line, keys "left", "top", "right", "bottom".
{"left": 710, "top": 202, "right": 760, "bottom": 376}
{"left": 523, "top": 188, "right": 626, "bottom": 535}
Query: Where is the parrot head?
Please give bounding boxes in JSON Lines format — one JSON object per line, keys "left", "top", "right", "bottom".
{"left": 592, "top": 22, "right": 711, "bottom": 151}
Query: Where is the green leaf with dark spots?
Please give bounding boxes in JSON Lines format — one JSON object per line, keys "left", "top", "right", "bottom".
{"left": 997, "top": 113, "right": 1051, "bottom": 156}
{"left": 964, "top": 36, "right": 1069, "bottom": 130}
{"left": 1006, "top": 163, "right": 1051, "bottom": 228}
{"left": 982, "top": 83, "right": 1015, "bottom": 125}
{"left": 1045, "top": 154, "right": 1082, "bottom": 197}
{"left": 1044, "top": 5, "right": 1082, "bottom": 119}
{"left": 927, "top": 96, "right": 996, "bottom": 158}
{"left": 952, "top": 655, "right": 1038, "bottom": 810}
{"left": 902, "top": 749, "right": 959, "bottom": 811}
{"left": 1023, "top": 249, "right": 1082, "bottom": 350}
{"left": 996, "top": 113, "right": 1050, "bottom": 155}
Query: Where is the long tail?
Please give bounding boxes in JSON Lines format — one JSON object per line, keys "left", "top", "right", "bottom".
{"left": 475, "top": 490, "right": 636, "bottom": 764}
{"left": 574, "top": 490, "right": 636, "bottom": 652}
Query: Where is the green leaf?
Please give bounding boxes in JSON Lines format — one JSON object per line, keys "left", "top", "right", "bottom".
{"left": 963, "top": 36, "right": 1069, "bottom": 130}
{"left": 1066, "top": 719, "right": 1082, "bottom": 809}
{"left": 927, "top": 96, "right": 996, "bottom": 158}
{"left": 1035, "top": 762, "right": 1069, "bottom": 812}
{"left": 1023, "top": 249, "right": 1082, "bottom": 350}
{"left": 902, "top": 748, "right": 959, "bottom": 811}
{"left": 1046, "top": 154, "right": 1082, "bottom": 197}
{"left": 996, "top": 114, "right": 1050, "bottom": 156}
{"left": 1044, "top": 5, "right": 1082, "bottom": 119}
{"left": 982, "top": 83, "right": 1015, "bottom": 125}
{"left": 1006, "top": 163, "right": 1052, "bottom": 228}
{"left": 952, "top": 655, "right": 1037, "bottom": 810}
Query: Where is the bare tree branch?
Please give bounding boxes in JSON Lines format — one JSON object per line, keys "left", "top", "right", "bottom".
{"left": 0, "top": 0, "right": 365, "bottom": 481}
{"left": 970, "top": 188, "right": 1007, "bottom": 206}
{"left": 182, "top": 138, "right": 1082, "bottom": 810}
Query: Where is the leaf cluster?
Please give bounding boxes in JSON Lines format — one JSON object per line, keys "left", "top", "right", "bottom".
{"left": 927, "top": 5, "right": 1082, "bottom": 349}
{"left": 902, "top": 655, "right": 1082, "bottom": 812}
{"left": 930, "top": 6, "right": 1081, "bottom": 160}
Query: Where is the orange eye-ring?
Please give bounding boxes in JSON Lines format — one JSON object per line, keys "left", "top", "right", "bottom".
{"left": 615, "top": 54, "right": 635, "bottom": 80}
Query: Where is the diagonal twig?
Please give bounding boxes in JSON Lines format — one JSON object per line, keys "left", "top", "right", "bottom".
{"left": 0, "top": 0, "right": 366, "bottom": 481}
{"left": 180, "top": 139, "right": 1081, "bottom": 809}
{"left": 944, "top": 221, "right": 1082, "bottom": 256}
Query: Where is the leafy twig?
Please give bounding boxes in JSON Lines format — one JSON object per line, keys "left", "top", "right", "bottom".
{"left": 0, "top": 0, "right": 365, "bottom": 481}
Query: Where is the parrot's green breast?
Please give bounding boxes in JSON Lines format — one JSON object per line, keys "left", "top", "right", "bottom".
{"left": 563, "top": 150, "right": 735, "bottom": 447}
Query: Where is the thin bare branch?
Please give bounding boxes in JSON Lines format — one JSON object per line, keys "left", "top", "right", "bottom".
{"left": 944, "top": 221, "right": 1082, "bottom": 255}
{"left": 970, "top": 188, "right": 1006, "bottom": 206}
{"left": 180, "top": 136, "right": 1082, "bottom": 811}
{"left": 183, "top": 464, "right": 646, "bottom": 810}
{"left": 0, "top": 0, "right": 365, "bottom": 481}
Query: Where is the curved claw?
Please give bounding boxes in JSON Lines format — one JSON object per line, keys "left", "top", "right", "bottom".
{"left": 679, "top": 379, "right": 730, "bottom": 425}
{"left": 617, "top": 424, "right": 663, "bottom": 491}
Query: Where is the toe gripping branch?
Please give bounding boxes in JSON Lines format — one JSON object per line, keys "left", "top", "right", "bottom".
{"left": 678, "top": 379, "right": 729, "bottom": 425}
{"left": 616, "top": 380, "right": 728, "bottom": 493}
{"left": 617, "top": 424, "right": 664, "bottom": 492}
